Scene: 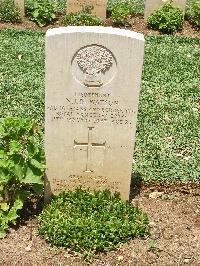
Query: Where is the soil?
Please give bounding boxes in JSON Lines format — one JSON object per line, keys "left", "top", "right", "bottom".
{"left": 0, "top": 15, "right": 199, "bottom": 266}
{"left": 0, "top": 15, "right": 199, "bottom": 38}
{"left": 0, "top": 182, "right": 200, "bottom": 266}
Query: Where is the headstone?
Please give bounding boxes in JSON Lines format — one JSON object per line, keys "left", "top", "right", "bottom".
{"left": 144, "top": 0, "right": 186, "bottom": 20}
{"left": 67, "top": 0, "right": 108, "bottom": 19}
{"left": 14, "top": 0, "right": 25, "bottom": 17}
{"left": 45, "top": 27, "right": 144, "bottom": 201}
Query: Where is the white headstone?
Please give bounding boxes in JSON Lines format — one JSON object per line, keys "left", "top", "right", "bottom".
{"left": 144, "top": 0, "right": 186, "bottom": 20}
{"left": 45, "top": 27, "right": 144, "bottom": 201}
{"left": 67, "top": 0, "right": 108, "bottom": 19}
{"left": 14, "top": 0, "right": 25, "bottom": 17}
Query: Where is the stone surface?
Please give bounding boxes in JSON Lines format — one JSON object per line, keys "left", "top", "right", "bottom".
{"left": 45, "top": 27, "right": 144, "bottom": 201}
{"left": 14, "top": 0, "right": 25, "bottom": 17}
{"left": 149, "top": 191, "right": 164, "bottom": 199}
{"left": 67, "top": 0, "right": 108, "bottom": 19}
{"left": 144, "top": 0, "right": 186, "bottom": 20}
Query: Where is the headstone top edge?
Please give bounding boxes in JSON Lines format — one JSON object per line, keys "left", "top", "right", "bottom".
{"left": 46, "top": 26, "right": 144, "bottom": 41}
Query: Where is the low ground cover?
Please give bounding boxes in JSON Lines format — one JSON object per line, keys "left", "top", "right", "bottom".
{"left": 0, "top": 0, "right": 21, "bottom": 23}
{"left": 0, "top": 28, "right": 199, "bottom": 183}
{"left": 38, "top": 188, "right": 149, "bottom": 258}
{"left": 0, "top": 190, "right": 199, "bottom": 265}
{"left": 147, "top": 2, "right": 184, "bottom": 33}
{"left": 0, "top": 0, "right": 199, "bottom": 30}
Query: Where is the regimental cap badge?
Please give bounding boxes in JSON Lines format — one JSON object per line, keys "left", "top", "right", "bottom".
{"left": 75, "top": 45, "right": 113, "bottom": 87}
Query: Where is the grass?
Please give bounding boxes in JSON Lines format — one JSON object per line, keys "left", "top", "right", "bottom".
{"left": 0, "top": 30, "right": 45, "bottom": 121}
{"left": 134, "top": 35, "right": 200, "bottom": 182}
{"left": 0, "top": 28, "right": 199, "bottom": 182}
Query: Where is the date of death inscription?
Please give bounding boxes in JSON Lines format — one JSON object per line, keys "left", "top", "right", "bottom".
{"left": 47, "top": 92, "right": 135, "bottom": 127}
{"left": 51, "top": 175, "right": 121, "bottom": 193}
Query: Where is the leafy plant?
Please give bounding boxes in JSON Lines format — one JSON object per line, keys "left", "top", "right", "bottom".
{"left": 109, "top": 0, "right": 136, "bottom": 26}
{"left": 107, "top": 0, "right": 144, "bottom": 15}
{"left": 61, "top": 12, "right": 103, "bottom": 26}
{"left": 26, "top": 0, "right": 57, "bottom": 27}
{"left": 0, "top": 117, "right": 45, "bottom": 238}
{"left": 147, "top": 0, "right": 184, "bottom": 33}
{"left": 52, "top": 0, "right": 66, "bottom": 15}
{"left": 187, "top": 0, "right": 200, "bottom": 27}
{"left": 0, "top": 0, "right": 21, "bottom": 23}
{"left": 38, "top": 188, "right": 149, "bottom": 258}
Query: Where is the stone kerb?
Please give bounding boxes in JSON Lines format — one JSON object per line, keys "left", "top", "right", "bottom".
{"left": 45, "top": 27, "right": 145, "bottom": 201}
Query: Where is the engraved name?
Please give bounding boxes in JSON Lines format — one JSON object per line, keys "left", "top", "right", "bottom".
{"left": 47, "top": 92, "right": 135, "bottom": 127}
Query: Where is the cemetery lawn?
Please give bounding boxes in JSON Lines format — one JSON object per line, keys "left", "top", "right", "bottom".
{"left": 0, "top": 28, "right": 199, "bottom": 183}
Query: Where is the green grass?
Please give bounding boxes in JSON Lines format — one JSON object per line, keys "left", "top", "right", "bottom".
{"left": 0, "top": 29, "right": 199, "bottom": 182}
{"left": 0, "top": 30, "right": 45, "bottom": 121}
{"left": 134, "top": 35, "right": 200, "bottom": 182}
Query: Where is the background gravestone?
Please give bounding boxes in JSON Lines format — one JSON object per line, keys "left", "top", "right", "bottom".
{"left": 14, "top": 0, "right": 25, "bottom": 17}
{"left": 144, "top": 0, "right": 186, "bottom": 20}
{"left": 67, "top": 0, "right": 108, "bottom": 19}
{"left": 45, "top": 26, "right": 144, "bottom": 201}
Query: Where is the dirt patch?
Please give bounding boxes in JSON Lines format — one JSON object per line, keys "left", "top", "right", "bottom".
{"left": 0, "top": 185, "right": 200, "bottom": 266}
{"left": 0, "top": 15, "right": 199, "bottom": 38}
{"left": 0, "top": 14, "right": 199, "bottom": 266}
{"left": 127, "top": 15, "right": 200, "bottom": 38}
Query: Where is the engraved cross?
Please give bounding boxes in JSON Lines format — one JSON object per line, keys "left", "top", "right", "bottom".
{"left": 74, "top": 127, "right": 106, "bottom": 173}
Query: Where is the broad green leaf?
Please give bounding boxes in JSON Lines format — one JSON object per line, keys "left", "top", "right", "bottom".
{"left": 27, "top": 141, "right": 38, "bottom": 157}
{"left": 13, "top": 198, "right": 24, "bottom": 210}
{"left": 6, "top": 199, "right": 23, "bottom": 222}
{"left": 33, "top": 10, "right": 39, "bottom": 18}
{"left": 0, "top": 158, "right": 9, "bottom": 168}
{"left": 0, "top": 228, "right": 7, "bottom": 239}
{"left": 14, "top": 188, "right": 29, "bottom": 202}
{"left": 8, "top": 154, "right": 23, "bottom": 171}
{"left": 0, "top": 169, "right": 12, "bottom": 184}
{"left": 6, "top": 210, "right": 19, "bottom": 222}
{"left": 23, "top": 165, "right": 43, "bottom": 184}
{"left": 6, "top": 157, "right": 16, "bottom": 169}
{"left": 32, "top": 183, "right": 43, "bottom": 194}
{"left": 0, "top": 150, "right": 4, "bottom": 158}
{"left": 0, "top": 202, "right": 9, "bottom": 211}
{"left": 9, "top": 141, "right": 22, "bottom": 154}
{"left": 30, "top": 158, "right": 45, "bottom": 170}
{"left": 12, "top": 162, "right": 26, "bottom": 180}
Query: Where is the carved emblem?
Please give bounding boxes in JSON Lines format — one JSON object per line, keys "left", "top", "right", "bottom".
{"left": 75, "top": 45, "right": 114, "bottom": 87}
